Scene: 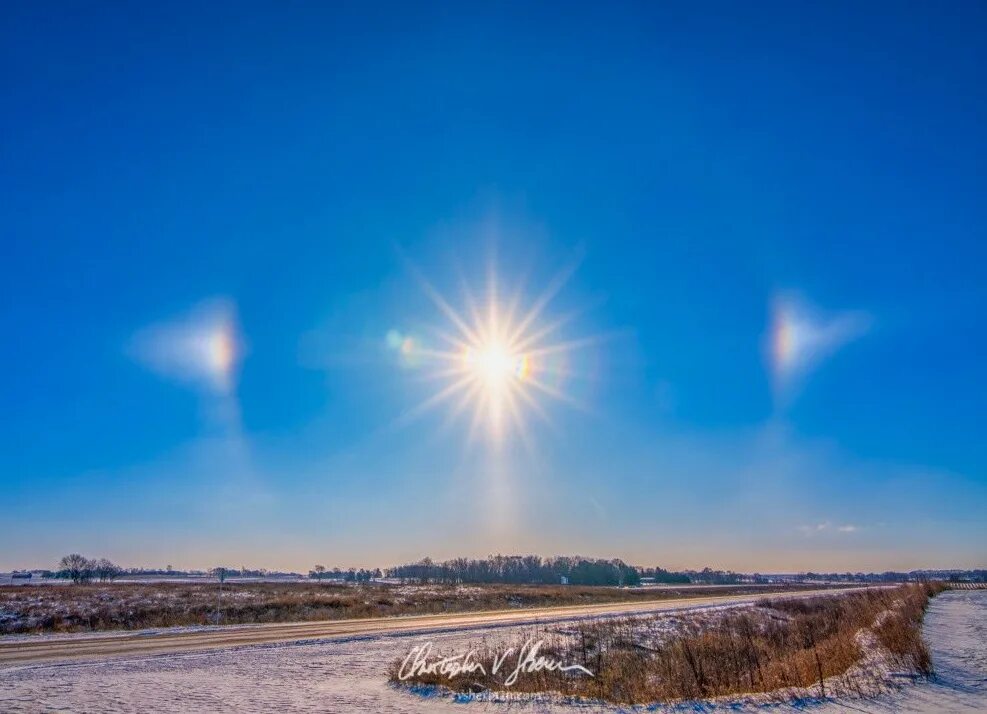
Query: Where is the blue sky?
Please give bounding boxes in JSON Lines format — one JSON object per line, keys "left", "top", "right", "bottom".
{"left": 2, "top": 2, "right": 985, "bottom": 572}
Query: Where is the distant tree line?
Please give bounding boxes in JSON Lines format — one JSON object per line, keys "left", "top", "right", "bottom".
{"left": 797, "top": 569, "right": 987, "bottom": 584}
{"left": 309, "top": 565, "right": 383, "bottom": 582}
{"left": 684, "top": 567, "right": 745, "bottom": 584}
{"left": 638, "top": 566, "right": 692, "bottom": 584}
{"left": 203, "top": 566, "right": 305, "bottom": 578}
{"left": 386, "top": 555, "right": 643, "bottom": 586}
{"left": 33, "top": 557, "right": 985, "bottom": 587}
{"left": 127, "top": 566, "right": 303, "bottom": 578}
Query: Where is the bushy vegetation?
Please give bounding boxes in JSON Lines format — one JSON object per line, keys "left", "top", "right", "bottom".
{"left": 392, "top": 583, "right": 946, "bottom": 705}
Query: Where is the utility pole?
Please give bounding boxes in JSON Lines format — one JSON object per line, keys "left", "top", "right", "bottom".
{"left": 213, "top": 567, "right": 227, "bottom": 625}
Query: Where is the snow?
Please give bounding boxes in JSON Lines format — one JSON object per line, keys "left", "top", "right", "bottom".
{"left": 0, "top": 590, "right": 983, "bottom": 713}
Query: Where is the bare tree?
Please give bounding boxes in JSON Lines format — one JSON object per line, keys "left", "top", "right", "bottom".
{"left": 94, "top": 558, "right": 122, "bottom": 582}
{"left": 313, "top": 564, "right": 326, "bottom": 582}
{"left": 59, "top": 554, "right": 95, "bottom": 584}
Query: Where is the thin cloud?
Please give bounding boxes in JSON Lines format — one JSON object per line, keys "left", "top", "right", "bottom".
{"left": 798, "top": 521, "right": 861, "bottom": 536}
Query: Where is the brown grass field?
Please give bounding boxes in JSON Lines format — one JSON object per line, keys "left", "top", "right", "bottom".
{"left": 0, "top": 581, "right": 834, "bottom": 635}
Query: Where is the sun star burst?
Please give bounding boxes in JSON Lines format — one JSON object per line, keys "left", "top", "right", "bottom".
{"left": 388, "top": 259, "right": 598, "bottom": 444}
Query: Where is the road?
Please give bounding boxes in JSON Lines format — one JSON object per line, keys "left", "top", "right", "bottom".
{"left": 0, "top": 587, "right": 859, "bottom": 666}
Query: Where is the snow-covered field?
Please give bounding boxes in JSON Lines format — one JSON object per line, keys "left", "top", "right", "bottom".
{"left": 0, "top": 590, "right": 983, "bottom": 713}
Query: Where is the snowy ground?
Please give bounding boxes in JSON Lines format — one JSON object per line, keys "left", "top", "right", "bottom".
{"left": 0, "top": 590, "right": 983, "bottom": 713}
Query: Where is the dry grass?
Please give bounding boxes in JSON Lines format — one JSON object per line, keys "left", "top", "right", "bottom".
{"left": 391, "top": 582, "right": 946, "bottom": 705}
{"left": 0, "top": 581, "right": 827, "bottom": 635}
{"left": 870, "top": 583, "right": 939, "bottom": 674}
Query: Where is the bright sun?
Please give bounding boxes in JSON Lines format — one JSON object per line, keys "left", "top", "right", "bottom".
{"left": 463, "top": 342, "right": 528, "bottom": 390}
{"left": 387, "top": 258, "right": 599, "bottom": 444}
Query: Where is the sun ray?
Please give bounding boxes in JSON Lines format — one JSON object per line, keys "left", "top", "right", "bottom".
{"left": 502, "top": 267, "right": 532, "bottom": 336}
{"left": 506, "top": 253, "right": 582, "bottom": 347}
{"left": 440, "top": 381, "right": 484, "bottom": 433}
{"left": 524, "top": 374, "right": 590, "bottom": 412}
{"left": 425, "top": 324, "right": 474, "bottom": 353}
{"left": 394, "top": 374, "right": 475, "bottom": 426}
{"left": 405, "top": 260, "right": 484, "bottom": 347}
{"left": 523, "top": 330, "right": 624, "bottom": 358}
{"left": 456, "top": 269, "right": 487, "bottom": 347}
{"left": 511, "top": 306, "right": 585, "bottom": 354}
{"left": 513, "top": 383, "right": 553, "bottom": 427}
{"left": 502, "top": 388, "right": 537, "bottom": 455}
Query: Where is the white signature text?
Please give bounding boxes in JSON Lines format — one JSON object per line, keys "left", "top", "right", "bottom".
{"left": 397, "top": 638, "right": 594, "bottom": 687}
